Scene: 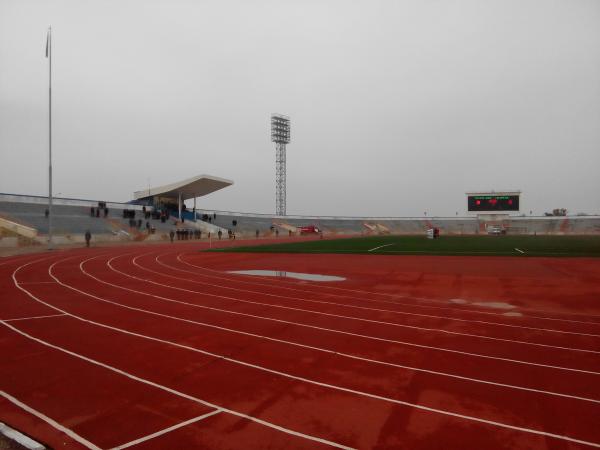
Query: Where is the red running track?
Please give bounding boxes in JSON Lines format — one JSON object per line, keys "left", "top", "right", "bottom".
{"left": 1, "top": 242, "right": 600, "bottom": 449}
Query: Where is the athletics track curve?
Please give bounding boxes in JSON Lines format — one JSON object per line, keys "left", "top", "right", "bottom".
{"left": 1, "top": 242, "right": 600, "bottom": 449}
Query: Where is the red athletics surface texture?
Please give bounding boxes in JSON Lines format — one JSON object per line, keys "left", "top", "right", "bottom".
{"left": 1, "top": 242, "right": 599, "bottom": 450}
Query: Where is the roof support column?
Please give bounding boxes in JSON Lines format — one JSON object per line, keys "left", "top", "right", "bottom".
{"left": 178, "top": 192, "right": 182, "bottom": 221}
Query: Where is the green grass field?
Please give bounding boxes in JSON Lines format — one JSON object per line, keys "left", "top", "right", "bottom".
{"left": 213, "top": 235, "right": 600, "bottom": 257}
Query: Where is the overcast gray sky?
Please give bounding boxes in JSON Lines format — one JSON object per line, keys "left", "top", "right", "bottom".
{"left": 1, "top": 0, "right": 599, "bottom": 216}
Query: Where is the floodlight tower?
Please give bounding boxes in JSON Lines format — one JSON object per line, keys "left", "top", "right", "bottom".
{"left": 271, "top": 114, "right": 291, "bottom": 216}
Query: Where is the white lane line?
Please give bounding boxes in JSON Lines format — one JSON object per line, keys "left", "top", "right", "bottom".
{"left": 100, "top": 254, "right": 600, "bottom": 375}
{"left": 10, "top": 267, "right": 600, "bottom": 450}
{"left": 0, "top": 390, "right": 101, "bottom": 450}
{"left": 9, "top": 260, "right": 355, "bottom": 450}
{"left": 151, "top": 253, "right": 600, "bottom": 338}
{"left": 367, "top": 243, "right": 396, "bottom": 252}
{"left": 117, "top": 254, "right": 600, "bottom": 355}
{"left": 176, "top": 254, "right": 600, "bottom": 327}
{"left": 111, "top": 409, "right": 223, "bottom": 450}
{"left": 72, "top": 255, "right": 600, "bottom": 404}
{"left": 515, "top": 248, "right": 525, "bottom": 254}
{"left": 3, "top": 313, "right": 67, "bottom": 322}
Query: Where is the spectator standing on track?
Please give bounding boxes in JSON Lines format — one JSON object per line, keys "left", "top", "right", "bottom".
{"left": 169, "top": 230, "right": 175, "bottom": 243}
{"left": 218, "top": 230, "right": 222, "bottom": 240}
{"left": 85, "top": 230, "right": 91, "bottom": 247}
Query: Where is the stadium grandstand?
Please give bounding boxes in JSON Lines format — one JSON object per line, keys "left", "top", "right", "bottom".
{"left": 1, "top": 188, "right": 599, "bottom": 249}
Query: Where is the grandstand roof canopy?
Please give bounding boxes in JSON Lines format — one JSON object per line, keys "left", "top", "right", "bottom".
{"left": 133, "top": 174, "right": 233, "bottom": 201}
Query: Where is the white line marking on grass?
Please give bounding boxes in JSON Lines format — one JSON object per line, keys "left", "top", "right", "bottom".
{"left": 5, "top": 282, "right": 600, "bottom": 450}
{"left": 97, "top": 254, "right": 600, "bottom": 375}
{"left": 515, "top": 248, "right": 525, "bottom": 254}
{"left": 111, "top": 409, "right": 222, "bottom": 450}
{"left": 3, "top": 313, "right": 67, "bottom": 322}
{"left": 152, "top": 253, "right": 600, "bottom": 338}
{"left": 367, "top": 243, "right": 396, "bottom": 252}
{"left": 8, "top": 260, "right": 355, "bottom": 450}
{"left": 0, "top": 390, "right": 101, "bottom": 450}
{"left": 176, "top": 253, "right": 600, "bottom": 327}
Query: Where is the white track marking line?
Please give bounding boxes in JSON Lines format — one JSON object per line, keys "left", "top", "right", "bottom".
{"left": 111, "top": 409, "right": 223, "bottom": 450}
{"left": 99, "top": 254, "right": 600, "bottom": 376}
{"left": 11, "top": 265, "right": 600, "bottom": 450}
{"left": 0, "top": 422, "right": 45, "bottom": 450}
{"left": 121, "top": 254, "right": 600, "bottom": 355}
{"left": 367, "top": 243, "right": 396, "bottom": 252}
{"left": 178, "top": 252, "right": 600, "bottom": 326}
{"left": 8, "top": 259, "right": 354, "bottom": 450}
{"left": 3, "top": 313, "right": 67, "bottom": 322}
{"left": 515, "top": 248, "right": 525, "bottom": 254}
{"left": 1, "top": 321, "right": 352, "bottom": 450}
{"left": 68, "top": 255, "right": 600, "bottom": 404}
{"left": 0, "top": 390, "right": 101, "bottom": 450}
{"left": 176, "top": 253, "right": 600, "bottom": 327}
{"left": 152, "top": 254, "right": 600, "bottom": 338}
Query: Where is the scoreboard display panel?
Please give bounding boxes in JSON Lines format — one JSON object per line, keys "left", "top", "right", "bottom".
{"left": 468, "top": 195, "right": 519, "bottom": 212}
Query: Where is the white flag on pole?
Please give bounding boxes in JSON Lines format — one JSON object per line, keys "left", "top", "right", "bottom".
{"left": 45, "top": 27, "right": 50, "bottom": 58}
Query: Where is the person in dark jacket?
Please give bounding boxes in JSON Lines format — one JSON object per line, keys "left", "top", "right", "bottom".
{"left": 84, "top": 230, "right": 91, "bottom": 247}
{"left": 169, "top": 230, "right": 175, "bottom": 243}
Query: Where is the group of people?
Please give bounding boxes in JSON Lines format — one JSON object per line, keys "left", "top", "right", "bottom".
{"left": 122, "top": 209, "right": 136, "bottom": 219}
{"left": 200, "top": 212, "right": 217, "bottom": 223}
{"left": 169, "top": 229, "right": 203, "bottom": 241}
{"left": 91, "top": 206, "right": 109, "bottom": 218}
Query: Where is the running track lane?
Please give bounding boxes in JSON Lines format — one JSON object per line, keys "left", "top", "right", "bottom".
{"left": 82, "top": 252, "right": 600, "bottom": 399}
{"left": 104, "top": 252, "right": 600, "bottom": 373}
{"left": 2, "top": 247, "right": 600, "bottom": 448}
{"left": 8, "top": 253, "right": 593, "bottom": 446}
{"left": 178, "top": 250, "right": 600, "bottom": 325}
{"left": 1, "top": 254, "right": 345, "bottom": 450}
{"left": 166, "top": 250, "right": 600, "bottom": 332}
{"left": 141, "top": 251, "right": 600, "bottom": 350}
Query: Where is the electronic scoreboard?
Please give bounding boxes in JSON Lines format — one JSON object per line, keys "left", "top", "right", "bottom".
{"left": 467, "top": 193, "right": 520, "bottom": 212}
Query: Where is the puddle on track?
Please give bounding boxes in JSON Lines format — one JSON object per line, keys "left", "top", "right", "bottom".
{"left": 227, "top": 270, "right": 346, "bottom": 282}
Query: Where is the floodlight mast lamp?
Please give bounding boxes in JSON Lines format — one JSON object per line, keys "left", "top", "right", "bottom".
{"left": 271, "top": 114, "right": 290, "bottom": 216}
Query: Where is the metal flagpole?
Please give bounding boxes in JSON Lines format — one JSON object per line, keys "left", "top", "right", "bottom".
{"left": 46, "top": 27, "right": 53, "bottom": 250}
